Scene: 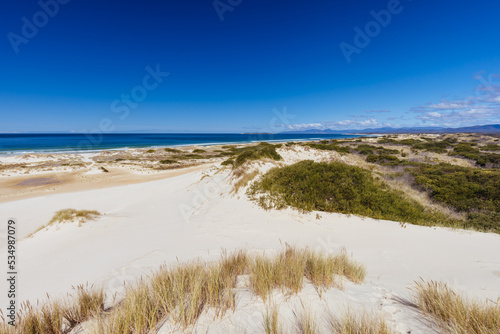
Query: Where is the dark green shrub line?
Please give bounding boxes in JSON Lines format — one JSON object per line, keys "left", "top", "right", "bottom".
{"left": 409, "top": 163, "right": 500, "bottom": 233}
{"left": 249, "top": 160, "right": 457, "bottom": 229}
{"left": 449, "top": 143, "right": 500, "bottom": 167}
{"left": 303, "top": 142, "right": 351, "bottom": 154}
{"left": 222, "top": 143, "right": 282, "bottom": 168}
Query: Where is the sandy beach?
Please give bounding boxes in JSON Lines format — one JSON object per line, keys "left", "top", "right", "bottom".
{"left": 0, "top": 141, "right": 499, "bottom": 333}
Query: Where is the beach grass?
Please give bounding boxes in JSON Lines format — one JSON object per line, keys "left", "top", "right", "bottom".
{"left": 411, "top": 280, "right": 500, "bottom": 334}
{"left": 28, "top": 209, "right": 101, "bottom": 238}
{"left": 327, "top": 310, "right": 393, "bottom": 334}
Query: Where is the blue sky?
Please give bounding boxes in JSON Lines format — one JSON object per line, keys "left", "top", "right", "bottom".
{"left": 1, "top": 0, "right": 499, "bottom": 133}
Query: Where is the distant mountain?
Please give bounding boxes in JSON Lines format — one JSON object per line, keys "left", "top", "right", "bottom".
{"left": 280, "top": 124, "right": 500, "bottom": 134}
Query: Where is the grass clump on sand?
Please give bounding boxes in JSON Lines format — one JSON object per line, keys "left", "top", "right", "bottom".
{"left": 0, "top": 286, "right": 104, "bottom": 334}
{"left": 410, "top": 163, "right": 500, "bottom": 233}
{"left": 28, "top": 209, "right": 101, "bottom": 238}
{"left": 263, "top": 304, "right": 282, "bottom": 334}
{"left": 94, "top": 247, "right": 363, "bottom": 332}
{"left": 222, "top": 142, "right": 282, "bottom": 168}
{"left": 49, "top": 209, "right": 101, "bottom": 225}
{"left": 192, "top": 149, "right": 206, "bottom": 153}
{"left": 249, "top": 160, "right": 454, "bottom": 228}
{"left": 411, "top": 280, "right": 500, "bottom": 334}
{"left": 328, "top": 310, "right": 393, "bottom": 334}
{"left": 248, "top": 247, "right": 365, "bottom": 300}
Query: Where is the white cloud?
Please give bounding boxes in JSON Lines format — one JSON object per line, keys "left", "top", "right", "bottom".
{"left": 285, "top": 118, "right": 379, "bottom": 131}
{"left": 365, "top": 109, "right": 391, "bottom": 113}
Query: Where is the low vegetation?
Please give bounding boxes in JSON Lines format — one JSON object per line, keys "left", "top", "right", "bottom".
{"left": 450, "top": 143, "right": 500, "bottom": 167}
{"left": 0, "top": 285, "right": 104, "bottom": 334}
{"left": 2, "top": 247, "right": 365, "bottom": 333}
{"left": 328, "top": 310, "right": 393, "bottom": 334}
{"left": 410, "top": 163, "right": 500, "bottom": 232}
{"left": 249, "top": 247, "right": 365, "bottom": 300}
{"left": 264, "top": 304, "right": 282, "bottom": 334}
{"left": 249, "top": 160, "right": 455, "bottom": 228}
{"left": 304, "top": 141, "right": 350, "bottom": 154}
{"left": 27, "top": 209, "right": 101, "bottom": 238}
{"left": 411, "top": 280, "right": 500, "bottom": 334}
{"left": 49, "top": 209, "right": 101, "bottom": 225}
{"left": 223, "top": 142, "right": 282, "bottom": 168}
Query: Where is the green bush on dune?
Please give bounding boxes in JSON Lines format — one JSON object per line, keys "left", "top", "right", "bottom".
{"left": 249, "top": 160, "right": 454, "bottom": 227}
{"left": 222, "top": 142, "right": 282, "bottom": 168}
{"left": 410, "top": 163, "right": 500, "bottom": 232}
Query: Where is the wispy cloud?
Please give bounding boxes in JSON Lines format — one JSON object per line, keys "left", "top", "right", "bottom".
{"left": 410, "top": 73, "right": 500, "bottom": 126}
{"left": 365, "top": 109, "right": 391, "bottom": 113}
{"left": 285, "top": 118, "right": 378, "bottom": 131}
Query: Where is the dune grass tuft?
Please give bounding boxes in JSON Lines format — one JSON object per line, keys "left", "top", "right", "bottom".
{"left": 63, "top": 285, "right": 105, "bottom": 327}
{"left": 2, "top": 247, "right": 365, "bottom": 333}
{"left": 0, "top": 285, "right": 104, "bottom": 334}
{"left": 28, "top": 209, "right": 101, "bottom": 237}
{"left": 264, "top": 304, "right": 282, "bottom": 334}
{"left": 411, "top": 280, "right": 500, "bottom": 334}
{"left": 328, "top": 310, "right": 393, "bottom": 334}
{"left": 295, "top": 307, "right": 318, "bottom": 334}
{"left": 49, "top": 209, "right": 101, "bottom": 225}
{"left": 249, "top": 247, "right": 365, "bottom": 300}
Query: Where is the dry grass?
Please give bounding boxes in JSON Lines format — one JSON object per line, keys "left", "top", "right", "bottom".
{"left": 263, "top": 304, "right": 282, "bottom": 334}
{"left": 411, "top": 280, "right": 500, "bottom": 334}
{"left": 28, "top": 209, "right": 101, "bottom": 238}
{"left": 328, "top": 310, "right": 393, "bottom": 334}
{"left": 64, "top": 285, "right": 105, "bottom": 327}
{"left": 0, "top": 285, "right": 104, "bottom": 334}
{"left": 249, "top": 247, "right": 366, "bottom": 300}
{"left": 295, "top": 307, "right": 318, "bottom": 334}
{"left": 96, "top": 251, "right": 249, "bottom": 332}
{"left": 49, "top": 209, "right": 101, "bottom": 225}
{"left": 233, "top": 169, "right": 260, "bottom": 193}
{"left": 2, "top": 247, "right": 365, "bottom": 333}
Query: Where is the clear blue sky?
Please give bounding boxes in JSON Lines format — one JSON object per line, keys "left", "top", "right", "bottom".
{"left": 1, "top": 0, "right": 499, "bottom": 133}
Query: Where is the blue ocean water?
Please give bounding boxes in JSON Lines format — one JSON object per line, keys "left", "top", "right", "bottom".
{"left": 0, "top": 133, "right": 362, "bottom": 155}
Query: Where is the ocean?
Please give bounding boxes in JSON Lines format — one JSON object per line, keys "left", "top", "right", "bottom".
{"left": 0, "top": 133, "right": 362, "bottom": 155}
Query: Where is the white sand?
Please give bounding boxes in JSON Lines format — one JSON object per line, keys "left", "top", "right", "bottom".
{"left": 0, "top": 150, "right": 499, "bottom": 333}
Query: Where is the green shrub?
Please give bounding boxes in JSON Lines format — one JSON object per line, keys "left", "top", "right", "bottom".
{"left": 450, "top": 143, "right": 500, "bottom": 167}
{"left": 172, "top": 154, "right": 205, "bottom": 160}
{"left": 221, "top": 159, "right": 234, "bottom": 166}
{"left": 224, "top": 143, "right": 282, "bottom": 168}
{"left": 412, "top": 141, "right": 450, "bottom": 153}
{"left": 305, "top": 142, "right": 350, "bottom": 154}
{"left": 164, "top": 148, "right": 182, "bottom": 153}
{"left": 481, "top": 144, "right": 500, "bottom": 151}
{"left": 249, "top": 161, "right": 453, "bottom": 227}
{"left": 410, "top": 163, "right": 500, "bottom": 232}
{"left": 159, "top": 159, "right": 178, "bottom": 164}
{"left": 146, "top": 149, "right": 155, "bottom": 153}
{"left": 193, "top": 149, "right": 206, "bottom": 153}
{"left": 365, "top": 154, "right": 400, "bottom": 165}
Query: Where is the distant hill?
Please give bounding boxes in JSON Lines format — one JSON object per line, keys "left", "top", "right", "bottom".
{"left": 280, "top": 124, "right": 500, "bottom": 134}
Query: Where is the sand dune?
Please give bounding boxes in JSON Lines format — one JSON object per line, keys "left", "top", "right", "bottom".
{"left": 0, "top": 149, "right": 499, "bottom": 333}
